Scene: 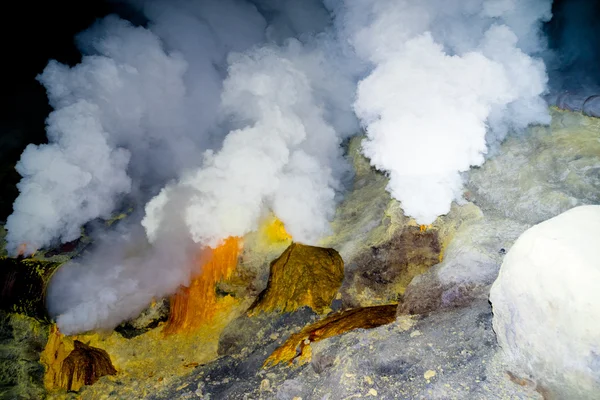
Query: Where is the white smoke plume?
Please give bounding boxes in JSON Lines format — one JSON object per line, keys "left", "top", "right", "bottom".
{"left": 143, "top": 39, "right": 357, "bottom": 247}
{"left": 331, "top": 0, "right": 552, "bottom": 224}
{"left": 5, "top": 7, "right": 258, "bottom": 254}
{"left": 46, "top": 221, "right": 197, "bottom": 334}
{"left": 5, "top": 0, "right": 556, "bottom": 333}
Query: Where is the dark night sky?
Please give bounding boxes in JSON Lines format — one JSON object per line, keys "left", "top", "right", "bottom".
{"left": 1, "top": 1, "right": 118, "bottom": 219}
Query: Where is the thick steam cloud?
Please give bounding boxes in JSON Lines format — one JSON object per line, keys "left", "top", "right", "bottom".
{"left": 6, "top": 0, "right": 557, "bottom": 333}
{"left": 143, "top": 40, "right": 357, "bottom": 246}
{"left": 336, "top": 0, "right": 552, "bottom": 224}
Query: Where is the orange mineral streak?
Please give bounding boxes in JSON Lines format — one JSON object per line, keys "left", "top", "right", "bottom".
{"left": 162, "top": 237, "right": 241, "bottom": 335}
{"left": 16, "top": 242, "right": 36, "bottom": 257}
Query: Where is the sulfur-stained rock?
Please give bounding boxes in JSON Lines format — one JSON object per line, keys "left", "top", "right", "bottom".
{"left": 264, "top": 304, "right": 397, "bottom": 368}
{"left": 41, "top": 325, "right": 117, "bottom": 393}
{"left": 248, "top": 243, "right": 344, "bottom": 315}
{"left": 59, "top": 340, "right": 117, "bottom": 391}
{"left": 233, "top": 215, "right": 295, "bottom": 301}
{"left": 0, "top": 311, "right": 49, "bottom": 399}
{"left": 342, "top": 226, "right": 441, "bottom": 308}
{"left": 466, "top": 108, "right": 600, "bottom": 225}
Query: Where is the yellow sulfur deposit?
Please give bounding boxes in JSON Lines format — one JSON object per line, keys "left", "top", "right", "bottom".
{"left": 41, "top": 325, "right": 116, "bottom": 392}
{"left": 249, "top": 243, "right": 344, "bottom": 315}
{"left": 261, "top": 215, "right": 293, "bottom": 244}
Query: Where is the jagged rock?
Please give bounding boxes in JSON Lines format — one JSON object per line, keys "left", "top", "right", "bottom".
{"left": 42, "top": 325, "right": 117, "bottom": 393}
{"left": 58, "top": 340, "right": 117, "bottom": 392}
{"left": 248, "top": 243, "right": 344, "bottom": 315}
{"left": 218, "top": 307, "right": 318, "bottom": 358}
{"left": 342, "top": 226, "right": 441, "bottom": 308}
{"left": 398, "top": 214, "right": 528, "bottom": 315}
{"left": 264, "top": 304, "right": 398, "bottom": 368}
{"left": 320, "top": 136, "right": 456, "bottom": 309}
{"left": 234, "top": 215, "right": 295, "bottom": 301}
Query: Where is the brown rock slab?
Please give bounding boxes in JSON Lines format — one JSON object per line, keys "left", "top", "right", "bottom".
{"left": 264, "top": 304, "right": 397, "bottom": 368}
{"left": 59, "top": 340, "right": 117, "bottom": 391}
{"left": 42, "top": 325, "right": 117, "bottom": 392}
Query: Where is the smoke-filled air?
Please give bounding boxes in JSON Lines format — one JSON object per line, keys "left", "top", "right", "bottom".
{"left": 6, "top": 0, "right": 559, "bottom": 334}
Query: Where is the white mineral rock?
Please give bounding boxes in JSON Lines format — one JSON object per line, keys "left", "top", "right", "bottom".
{"left": 490, "top": 205, "right": 600, "bottom": 399}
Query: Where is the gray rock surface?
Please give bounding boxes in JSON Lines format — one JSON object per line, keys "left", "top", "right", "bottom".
{"left": 149, "top": 301, "right": 540, "bottom": 400}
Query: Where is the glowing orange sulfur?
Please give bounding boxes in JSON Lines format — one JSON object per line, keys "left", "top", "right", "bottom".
{"left": 16, "top": 242, "right": 35, "bottom": 257}
{"left": 163, "top": 237, "right": 241, "bottom": 335}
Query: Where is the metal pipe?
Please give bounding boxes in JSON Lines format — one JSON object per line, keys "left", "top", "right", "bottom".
{"left": 552, "top": 92, "right": 600, "bottom": 118}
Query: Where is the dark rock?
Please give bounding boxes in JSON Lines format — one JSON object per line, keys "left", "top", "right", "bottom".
{"left": 342, "top": 226, "right": 441, "bottom": 307}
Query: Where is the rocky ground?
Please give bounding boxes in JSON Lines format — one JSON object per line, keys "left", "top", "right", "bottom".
{"left": 150, "top": 300, "right": 541, "bottom": 400}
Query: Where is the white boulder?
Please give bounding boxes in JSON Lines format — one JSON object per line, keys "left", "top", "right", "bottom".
{"left": 490, "top": 205, "right": 600, "bottom": 399}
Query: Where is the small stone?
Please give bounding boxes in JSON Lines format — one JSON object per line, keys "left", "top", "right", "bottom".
{"left": 292, "top": 397, "right": 302, "bottom": 400}
{"left": 368, "top": 389, "right": 378, "bottom": 396}
{"left": 424, "top": 370, "right": 436, "bottom": 380}
{"left": 364, "top": 376, "right": 373, "bottom": 385}
{"left": 260, "top": 379, "right": 270, "bottom": 392}
{"left": 410, "top": 330, "right": 422, "bottom": 337}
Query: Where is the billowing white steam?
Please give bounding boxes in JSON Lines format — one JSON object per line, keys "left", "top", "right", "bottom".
{"left": 143, "top": 40, "right": 356, "bottom": 246}
{"left": 333, "top": 0, "right": 552, "bottom": 224}
{"left": 6, "top": 6, "right": 262, "bottom": 254}
{"left": 5, "top": 0, "right": 555, "bottom": 333}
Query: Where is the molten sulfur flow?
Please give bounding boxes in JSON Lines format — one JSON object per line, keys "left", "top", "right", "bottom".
{"left": 163, "top": 237, "right": 241, "bottom": 335}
